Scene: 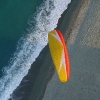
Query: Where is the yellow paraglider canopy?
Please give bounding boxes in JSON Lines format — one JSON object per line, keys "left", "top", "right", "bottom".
{"left": 48, "top": 29, "right": 70, "bottom": 82}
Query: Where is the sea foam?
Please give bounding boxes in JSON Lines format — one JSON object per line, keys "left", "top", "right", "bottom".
{"left": 0, "top": 0, "right": 71, "bottom": 100}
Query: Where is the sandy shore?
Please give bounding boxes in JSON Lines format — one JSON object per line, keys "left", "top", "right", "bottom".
{"left": 29, "top": 0, "right": 100, "bottom": 100}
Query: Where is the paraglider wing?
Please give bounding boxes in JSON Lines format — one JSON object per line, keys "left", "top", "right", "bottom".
{"left": 48, "top": 29, "right": 70, "bottom": 82}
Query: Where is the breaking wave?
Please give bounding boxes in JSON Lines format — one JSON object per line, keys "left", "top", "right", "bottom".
{"left": 0, "top": 0, "right": 71, "bottom": 100}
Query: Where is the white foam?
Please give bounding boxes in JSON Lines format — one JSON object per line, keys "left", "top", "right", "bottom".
{"left": 0, "top": 0, "right": 71, "bottom": 99}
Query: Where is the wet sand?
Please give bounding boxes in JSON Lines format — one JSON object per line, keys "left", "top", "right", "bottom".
{"left": 29, "top": 0, "right": 100, "bottom": 100}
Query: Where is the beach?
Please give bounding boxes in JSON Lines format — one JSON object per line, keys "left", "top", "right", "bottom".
{"left": 28, "top": 0, "right": 100, "bottom": 100}
{"left": 29, "top": 0, "right": 97, "bottom": 100}
{"left": 43, "top": 0, "right": 100, "bottom": 100}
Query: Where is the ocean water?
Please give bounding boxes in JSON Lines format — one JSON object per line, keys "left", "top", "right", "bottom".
{"left": 0, "top": 0, "right": 43, "bottom": 76}
{"left": 0, "top": 0, "right": 71, "bottom": 100}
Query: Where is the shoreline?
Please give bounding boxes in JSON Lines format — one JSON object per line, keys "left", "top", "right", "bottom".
{"left": 28, "top": 0, "right": 90, "bottom": 100}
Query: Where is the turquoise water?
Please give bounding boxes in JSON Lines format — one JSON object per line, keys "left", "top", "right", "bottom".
{"left": 0, "top": 0, "right": 43, "bottom": 76}
{"left": 0, "top": 0, "right": 71, "bottom": 99}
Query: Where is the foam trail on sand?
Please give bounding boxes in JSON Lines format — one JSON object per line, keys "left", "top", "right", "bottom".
{"left": 0, "top": 0, "right": 71, "bottom": 100}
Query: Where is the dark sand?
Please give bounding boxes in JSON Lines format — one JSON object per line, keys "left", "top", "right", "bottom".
{"left": 29, "top": 0, "right": 100, "bottom": 100}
